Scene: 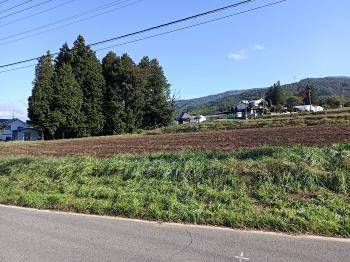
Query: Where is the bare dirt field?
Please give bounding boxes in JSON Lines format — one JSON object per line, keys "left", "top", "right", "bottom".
{"left": 1, "top": 124, "right": 350, "bottom": 157}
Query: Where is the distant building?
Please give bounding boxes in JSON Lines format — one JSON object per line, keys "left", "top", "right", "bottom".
{"left": 176, "top": 112, "right": 192, "bottom": 125}
{"left": 191, "top": 115, "right": 207, "bottom": 124}
{"left": 294, "top": 105, "right": 324, "bottom": 112}
{"left": 230, "top": 98, "right": 265, "bottom": 119}
{"left": 0, "top": 118, "right": 39, "bottom": 141}
{"left": 176, "top": 112, "right": 207, "bottom": 125}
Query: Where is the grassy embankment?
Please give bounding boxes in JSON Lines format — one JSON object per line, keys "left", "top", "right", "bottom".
{"left": 0, "top": 144, "right": 349, "bottom": 237}
{"left": 149, "top": 109, "right": 350, "bottom": 134}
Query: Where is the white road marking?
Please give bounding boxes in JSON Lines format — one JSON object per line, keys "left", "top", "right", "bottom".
{"left": 235, "top": 252, "right": 249, "bottom": 261}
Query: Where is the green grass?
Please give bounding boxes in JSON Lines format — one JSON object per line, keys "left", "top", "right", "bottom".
{"left": 0, "top": 145, "right": 350, "bottom": 237}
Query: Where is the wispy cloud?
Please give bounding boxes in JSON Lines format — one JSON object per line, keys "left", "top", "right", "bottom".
{"left": 0, "top": 101, "right": 28, "bottom": 120}
{"left": 228, "top": 44, "right": 265, "bottom": 61}
{"left": 254, "top": 44, "right": 265, "bottom": 50}
{"left": 228, "top": 50, "right": 247, "bottom": 61}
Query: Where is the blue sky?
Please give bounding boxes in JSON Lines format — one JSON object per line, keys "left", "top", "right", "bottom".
{"left": 0, "top": 0, "right": 349, "bottom": 119}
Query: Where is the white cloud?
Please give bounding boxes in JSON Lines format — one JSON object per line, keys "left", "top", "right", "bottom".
{"left": 254, "top": 44, "right": 265, "bottom": 50}
{"left": 0, "top": 101, "right": 28, "bottom": 120}
{"left": 228, "top": 44, "right": 265, "bottom": 61}
{"left": 228, "top": 50, "right": 247, "bottom": 61}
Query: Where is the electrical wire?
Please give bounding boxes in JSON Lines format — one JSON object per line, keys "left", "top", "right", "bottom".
{"left": 0, "top": 0, "right": 137, "bottom": 42}
{"left": 95, "top": 0, "right": 287, "bottom": 52}
{"left": 0, "top": 0, "right": 257, "bottom": 68}
{"left": 0, "top": 0, "right": 143, "bottom": 44}
{"left": 0, "top": 0, "right": 34, "bottom": 14}
{"left": 0, "top": 0, "right": 9, "bottom": 5}
{"left": 0, "top": 63, "right": 36, "bottom": 74}
{"left": 0, "top": 0, "right": 55, "bottom": 21}
{"left": 0, "top": 0, "right": 77, "bottom": 28}
{"left": 91, "top": 0, "right": 256, "bottom": 47}
{"left": 0, "top": 0, "right": 287, "bottom": 74}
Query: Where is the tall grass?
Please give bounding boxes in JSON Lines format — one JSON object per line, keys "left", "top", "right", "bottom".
{"left": 0, "top": 145, "right": 349, "bottom": 237}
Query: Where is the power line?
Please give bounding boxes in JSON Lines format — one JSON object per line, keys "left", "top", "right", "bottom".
{"left": 0, "top": 0, "right": 287, "bottom": 76}
{"left": 0, "top": 0, "right": 34, "bottom": 14}
{"left": 0, "top": 1, "right": 9, "bottom": 5}
{"left": 0, "top": 0, "right": 287, "bottom": 75}
{"left": 0, "top": 0, "right": 55, "bottom": 21}
{"left": 0, "top": 0, "right": 138, "bottom": 42}
{"left": 90, "top": 0, "right": 256, "bottom": 47}
{"left": 0, "top": 63, "right": 36, "bottom": 74}
{"left": 0, "top": 0, "right": 257, "bottom": 68}
{"left": 0, "top": 0, "right": 142, "bottom": 44}
{"left": 95, "top": 0, "right": 287, "bottom": 52}
{"left": 0, "top": 0, "right": 77, "bottom": 28}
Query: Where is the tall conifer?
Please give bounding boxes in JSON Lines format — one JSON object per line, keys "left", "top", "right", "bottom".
{"left": 28, "top": 51, "right": 54, "bottom": 140}
{"left": 102, "top": 52, "right": 126, "bottom": 134}
{"left": 52, "top": 63, "right": 84, "bottom": 138}
{"left": 71, "top": 35, "right": 105, "bottom": 136}
{"left": 120, "top": 53, "right": 145, "bottom": 132}
{"left": 139, "top": 57, "right": 174, "bottom": 128}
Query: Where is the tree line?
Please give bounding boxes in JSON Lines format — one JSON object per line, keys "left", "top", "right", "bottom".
{"left": 265, "top": 81, "right": 349, "bottom": 111}
{"left": 28, "top": 35, "right": 174, "bottom": 140}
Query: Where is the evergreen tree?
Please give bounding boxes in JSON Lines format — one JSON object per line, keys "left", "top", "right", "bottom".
{"left": 119, "top": 53, "right": 145, "bottom": 132}
{"left": 28, "top": 35, "right": 174, "bottom": 139}
{"left": 54, "top": 43, "right": 72, "bottom": 69}
{"left": 52, "top": 63, "right": 84, "bottom": 138}
{"left": 286, "top": 95, "right": 303, "bottom": 107}
{"left": 102, "top": 52, "right": 126, "bottom": 134}
{"left": 28, "top": 51, "right": 54, "bottom": 140}
{"left": 71, "top": 35, "right": 105, "bottom": 136}
{"left": 265, "top": 81, "right": 286, "bottom": 108}
{"left": 139, "top": 57, "right": 174, "bottom": 129}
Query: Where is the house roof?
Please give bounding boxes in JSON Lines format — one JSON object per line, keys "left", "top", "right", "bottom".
{"left": 0, "top": 119, "right": 11, "bottom": 124}
{"left": 1, "top": 118, "right": 25, "bottom": 123}
{"left": 0, "top": 118, "right": 27, "bottom": 127}
{"left": 176, "top": 112, "right": 192, "bottom": 121}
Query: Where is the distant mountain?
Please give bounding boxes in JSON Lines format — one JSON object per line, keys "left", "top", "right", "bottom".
{"left": 176, "top": 90, "right": 246, "bottom": 112}
{"left": 176, "top": 77, "right": 350, "bottom": 115}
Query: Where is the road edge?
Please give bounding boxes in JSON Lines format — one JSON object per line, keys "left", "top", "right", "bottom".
{"left": 1, "top": 204, "right": 349, "bottom": 243}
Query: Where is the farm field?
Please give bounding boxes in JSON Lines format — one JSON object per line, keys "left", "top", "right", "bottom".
{"left": 151, "top": 109, "right": 350, "bottom": 135}
{"left": 0, "top": 124, "right": 350, "bottom": 157}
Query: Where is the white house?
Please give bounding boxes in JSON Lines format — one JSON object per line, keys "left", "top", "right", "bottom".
{"left": 231, "top": 98, "right": 265, "bottom": 119}
{"left": 0, "top": 118, "right": 39, "bottom": 141}
{"left": 190, "top": 115, "right": 207, "bottom": 124}
{"left": 249, "top": 98, "right": 265, "bottom": 108}
{"left": 294, "top": 105, "right": 324, "bottom": 112}
{"left": 236, "top": 100, "right": 250, "bottom": 111}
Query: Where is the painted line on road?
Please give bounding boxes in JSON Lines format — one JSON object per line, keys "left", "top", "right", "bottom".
{"left": 1, "top": 204, "right": 349, "bottom": 243}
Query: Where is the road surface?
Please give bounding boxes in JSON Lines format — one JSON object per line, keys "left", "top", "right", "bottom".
{"left": 0, "top": 205, "right": 349, "bottom": 262}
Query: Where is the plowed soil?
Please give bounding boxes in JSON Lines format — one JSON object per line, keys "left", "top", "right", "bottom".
{"left": 1, "top": 125, "right": 350, "bottom": 157}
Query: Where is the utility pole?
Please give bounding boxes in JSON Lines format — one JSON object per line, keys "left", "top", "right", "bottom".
{"left": 309, "top": 88, "right": 312, "bottom": 111}
{"left": 342, "top": 84, "right": 345, "bottom": 108}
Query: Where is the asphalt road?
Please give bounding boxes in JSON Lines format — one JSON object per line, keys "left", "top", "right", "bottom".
{"left": 0, "top": 205, "right": 349, "bottom": 262}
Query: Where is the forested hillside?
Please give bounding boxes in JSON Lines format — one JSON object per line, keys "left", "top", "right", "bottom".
{"left": 176, "top": 89, "right": 246, "bottom": 113}
{"left": 178, "top": 77, "right": 350, "bottom": 115}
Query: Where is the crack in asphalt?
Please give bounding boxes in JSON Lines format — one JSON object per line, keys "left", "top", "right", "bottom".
{"left": 167, "top": 229, "right": 193, "bottom": 261}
